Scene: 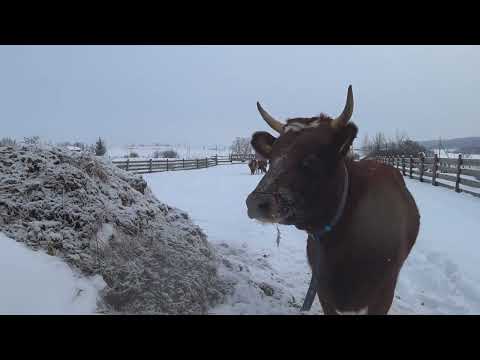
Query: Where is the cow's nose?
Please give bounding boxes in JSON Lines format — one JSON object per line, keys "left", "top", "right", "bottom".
{"left": 246, "top": 193, "right": 273, "bottom": 219}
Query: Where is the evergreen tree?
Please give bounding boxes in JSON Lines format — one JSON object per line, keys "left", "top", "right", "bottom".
{"left": 95, "top": 137, "right": 107, "bottom": 156}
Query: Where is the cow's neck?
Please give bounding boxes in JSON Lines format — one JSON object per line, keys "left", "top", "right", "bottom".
{"left": 310, "top": 160, "right": 349, "bottom": 240}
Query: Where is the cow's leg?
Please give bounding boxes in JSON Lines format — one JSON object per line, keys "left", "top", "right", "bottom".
{"left": 319, "top": 298, "right": 337, "bottom": 315}
{"left": 367, "top": 276, "right": 398, "bottom": 315}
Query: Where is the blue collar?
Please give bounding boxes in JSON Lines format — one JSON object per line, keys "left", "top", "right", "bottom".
{"left": 311, "top": 162, "right": 349, "bottom": 242}
{"left": 301, "top": 162, "right": 350, "bottom": 312}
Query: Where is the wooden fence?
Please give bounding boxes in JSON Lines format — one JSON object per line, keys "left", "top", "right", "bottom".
{"left": 112, "top": 154, "right": 255, "bottom": 174}
{"left": 376, "top": 154, "right": 480, "bottom": 198}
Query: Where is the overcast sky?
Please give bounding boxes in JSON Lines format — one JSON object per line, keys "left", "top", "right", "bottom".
{"left": 0, "top": 45, "right": 479, "bottom": 147}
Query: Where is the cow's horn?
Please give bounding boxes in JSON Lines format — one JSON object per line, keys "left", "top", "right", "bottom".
{"left": 257, "top": 102, "right": 284, "bottom": 134}
{"left": 331, "top": 85, "right": 354, "bottom": 129}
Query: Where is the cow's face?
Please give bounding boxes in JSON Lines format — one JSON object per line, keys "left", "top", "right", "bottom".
{"left": 246, "top": 86, "right": 358, "bottom": 232}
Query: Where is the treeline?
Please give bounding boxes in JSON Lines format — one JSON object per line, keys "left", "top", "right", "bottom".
{"left": 0, "top": 136, "right": 108, "bottom": 156}
{"left": 361, "top": 131, "right": 429, "bottom": 157}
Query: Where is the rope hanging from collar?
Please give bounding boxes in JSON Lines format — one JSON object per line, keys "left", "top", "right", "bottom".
{"left": 300, "top": 161, "right": 350, "bottom": 312}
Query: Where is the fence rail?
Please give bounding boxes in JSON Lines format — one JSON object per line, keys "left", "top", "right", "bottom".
{"left": 375, "top": 154, "right": 480, "bottom": 198}
{"left": 112, "top": 154, "right": 255, "bottom": 174}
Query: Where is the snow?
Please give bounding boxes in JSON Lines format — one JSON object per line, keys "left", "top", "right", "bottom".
{"left": 0, "top": 233, "right": 105, "bottom": 314}
{"left": 108, "top": 144, "right": 231, "bottom": 161}
{"left": 144, "top": 164, "right": 480, "bottom": 314}
{"left": 145, "top": 165, "right": 320, "bottom": 314}
{"left": 431, "top": 149, "right": 480, "bottom": 160}
{"left": 392, "top": 179, "right": 480, "bottom": 314}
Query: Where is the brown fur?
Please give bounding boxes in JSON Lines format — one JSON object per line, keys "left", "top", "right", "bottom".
{"left": 248, "top": 159, "right": 257, "bottom": 175}
{"left": 257, "top": 160, "right": 268, "bottom": 174}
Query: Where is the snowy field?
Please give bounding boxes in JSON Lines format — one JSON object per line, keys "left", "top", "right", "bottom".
{"left": 144, "top": 164, "right": 480, "bottom": 315}
{"left": 108, "top": 144, "right": 230, "bottom": 161}
{"left": 432, "top": 149, "right": 480, "bottom": 160}
{"left": 0, "top": 233, "right": 105, "bottom": 314}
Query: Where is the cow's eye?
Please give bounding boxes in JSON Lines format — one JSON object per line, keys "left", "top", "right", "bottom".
{"left": 301, "top": 155, "right": 319, "bottom": 171}
{"left": 302, "top": 158, "right": 312, "bottom": 169}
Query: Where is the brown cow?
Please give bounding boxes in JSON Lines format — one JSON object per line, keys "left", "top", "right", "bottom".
{"left": 257, "top": 159, "right": 268, "bottom": 174}
{"left": 246, "top": 85, "right": 420, "bottom": 315}
{"left": 248, "top": 159, "right": 258, "bottom": 175}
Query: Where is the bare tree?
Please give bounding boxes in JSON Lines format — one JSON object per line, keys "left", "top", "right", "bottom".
{"left": 0, "top": 137, "right": 16, "bottom": 146}
{"left": 73, "top": 142, "right": 86, "bottom": 151}
{"left": 372, "top": 132, "right": 387, "bottom": 155}
{"left": 24, "top": 136, "right": 40, "bottom": 145}
{"left": 395, "top": 130, "right": 408, "bottom": 147}
{"left": 230, "top": 137, "right": 253, "bottom": 160}
{"left": 161, "top": 150, "right": 179, "bottom": 158}
{"left": 361, "top": 133, "right": 371, "bottom": 155}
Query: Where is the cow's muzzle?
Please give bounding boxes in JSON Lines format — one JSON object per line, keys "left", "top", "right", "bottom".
{"left": 246, "top": 192, "right": 275, "bottom": 221}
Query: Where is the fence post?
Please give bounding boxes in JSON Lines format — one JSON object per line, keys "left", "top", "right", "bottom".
{"left": 419, "top": 153, "right": 425, "bottom": 182}
{"left": 215, "top": 155, "right": 218, "bottom": 166}
{"left": 196, "top": 158, "right": 199, "bottom": 168}
{"left": 149, "top": 158, "right": 153, "bottom": 173}
{"left": 182, "top": 158, "right": 185, "bottom": 168}
{"left": 401, "top": 155, "right": 406, "bottom": 176}
{"left": 409, "top": 156, "right": 413, "bottom": 178}
{"left": 206, "top": 157, "right": 208, "bottom": 168}
{"left": 230, "top": 154, "right": 232, "bottom": 163}
{"left": 455, "top": 154, "right": 463, "bottom": 193}
{"left": 126, "top": 158, "right": 130, "bottom": 171}
{"left": 431, "top": 154, "right": 438, "bottom": 186}
{"left": 166, "top": 158, "right": 169, "bottom": 171}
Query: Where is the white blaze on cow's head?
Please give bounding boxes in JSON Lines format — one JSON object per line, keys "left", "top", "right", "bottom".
{"left": 246, "top": 86, "right": 358, "bottom": 232}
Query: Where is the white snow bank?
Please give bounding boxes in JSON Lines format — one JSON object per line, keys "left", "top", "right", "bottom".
{"left": 0, "top": 233, "right": 105, "bottom": 314}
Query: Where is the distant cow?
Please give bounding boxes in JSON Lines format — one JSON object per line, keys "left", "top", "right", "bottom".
{"left": 257, "top": 159, "right": 268, "bottom": 174}
{"left": 246, "top": 85, "right": 420, "bottom": 315}
{"left": 248, "top": 159, "right": 258, "bottom": 175}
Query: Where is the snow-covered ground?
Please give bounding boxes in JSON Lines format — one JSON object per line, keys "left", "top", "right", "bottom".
{"left": 431, "top": 149, "right": 480, "bottom": 160}
{"left": 144, "top": 164, "right": 480, "bottom": 315}
{"left": 108, "top": 144, "right": 231, "bottom": 161}
{"left": 0, "top": 233, "right": 105, "bottom": 314}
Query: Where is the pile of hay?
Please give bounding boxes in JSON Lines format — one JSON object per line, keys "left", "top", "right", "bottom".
{"left": 0, "top": 144, "right": 228, "bottom": 314}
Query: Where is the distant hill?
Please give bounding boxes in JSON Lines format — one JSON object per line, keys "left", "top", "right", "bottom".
{"left": 418, "top": 137, "right": 480, "bottom": 153}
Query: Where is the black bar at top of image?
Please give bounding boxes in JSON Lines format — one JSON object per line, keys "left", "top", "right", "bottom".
{"left": 1, "top": 8, "right": 479, "bottom": 45}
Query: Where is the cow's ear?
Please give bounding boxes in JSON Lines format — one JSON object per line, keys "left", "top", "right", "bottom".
{"left": 251, "top": 131, "right": 276, "bottom": 159}
{"left": 334, "top": 122, "right": 358, "bottom": 158}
